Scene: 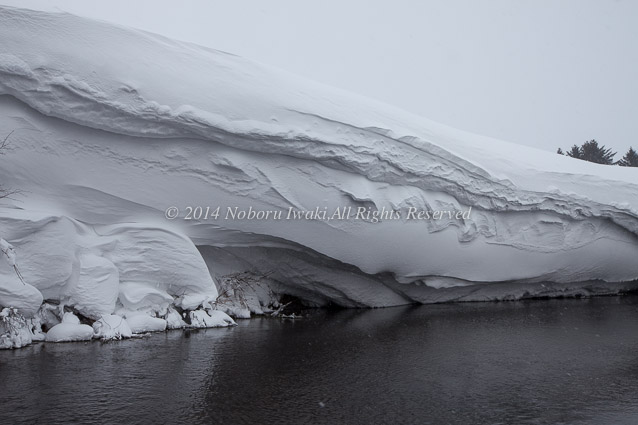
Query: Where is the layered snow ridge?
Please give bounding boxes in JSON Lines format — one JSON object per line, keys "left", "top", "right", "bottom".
{"left": 1, "top": 6, "right": 638, "bottom": 325}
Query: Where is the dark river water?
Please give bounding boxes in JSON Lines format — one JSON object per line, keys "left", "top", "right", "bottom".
{"left": 2, "top": 296, "right": 638, "bottom": 424}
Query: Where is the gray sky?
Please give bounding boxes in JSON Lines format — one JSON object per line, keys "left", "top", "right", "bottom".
{"left": 2, "top": 0, "right": 637, "bottom": 155}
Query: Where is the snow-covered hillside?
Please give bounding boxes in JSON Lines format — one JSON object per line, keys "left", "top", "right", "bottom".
{"left": 1, "top": 5, "right": 637, "bottom": 331}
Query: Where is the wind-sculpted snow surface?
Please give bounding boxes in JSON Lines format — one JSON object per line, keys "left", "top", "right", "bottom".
{"left": 0, "top": 6, "right": 638, "bottom": 322}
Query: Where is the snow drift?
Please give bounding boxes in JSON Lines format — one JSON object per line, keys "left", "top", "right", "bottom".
{"left": 0, "top": 6, "right": 637, "bottom": 325}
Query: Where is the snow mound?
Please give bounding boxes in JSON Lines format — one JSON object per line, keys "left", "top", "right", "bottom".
{"left": 189, "top": 310, "right": 236, "bottom": 328}
{"left": 45, "top": 313, "right": 93, "bottom": 342}
{"left": 124, "top": 313, "right": 167, "bottom": 334}
{"left": 0, "top": 6, "right": 637, "bottom": 311}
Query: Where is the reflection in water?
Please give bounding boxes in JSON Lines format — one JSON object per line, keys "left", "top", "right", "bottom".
{"left": 2, "top": 297, "right": 638, "bottom": 424}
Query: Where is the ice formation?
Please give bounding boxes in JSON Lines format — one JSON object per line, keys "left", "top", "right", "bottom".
{"left": 0, "top": 5, "right": 637, "bottom": 338}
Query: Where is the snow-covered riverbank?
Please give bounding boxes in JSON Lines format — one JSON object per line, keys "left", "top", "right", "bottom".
{"left": 1, "top": 6, "right": 638, "bottom": 348}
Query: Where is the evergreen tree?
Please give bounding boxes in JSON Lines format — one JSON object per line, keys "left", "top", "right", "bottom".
{"left": 560, "top": 140, "right": 615, "bottom": 164}
{"left": 566, "top": 144, "right": 582, "bottom": 159}
{"left": 617, "top": 147, "right": 638, "bottom": 167}
{"left": 557, "top": 148, "right": 564, "bottom": 155}
{"left": 579, "top": 140, "right": 615, "bottom": 164}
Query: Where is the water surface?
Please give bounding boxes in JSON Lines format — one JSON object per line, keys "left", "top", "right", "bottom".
{"left": 2, "top": 297, "right": 638, "bottom": 424}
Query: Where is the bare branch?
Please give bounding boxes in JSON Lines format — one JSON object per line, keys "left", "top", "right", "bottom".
{"left": 0, "top": 130, "right": 17, "bottom": 199}
{"left": 0, "top": 130, "right": 14, "bottom": 151}
{"left": 0, "top": 188, "right": 22, "bottom": 200}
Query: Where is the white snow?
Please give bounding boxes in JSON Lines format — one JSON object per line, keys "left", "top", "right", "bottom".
{"left": 0, "top": 209, "right": 219, "bottom": 346}
{"left": 118, "top": 282, "right": 173, "bottom": 312}
{"left": 0, "top": 237, "right": 42, "bottom": 317}
{"left": 37, "top": 303, "right": 61, "bottom": 331}
{"left": 124, "top": 313, "right": 167, "bottom": 334}
{"left": 66, "top": 252, "right": 119, "bottom": 320}
{"left": 0, "top": 5, "right": 637, "bottom": 320}
{"left": 0, "top": 307, "right": 43, "bottom": 349}
{"left": 45, "top": 313, "right": 93, "bottom": 342}
{"left": 0, "top": 238, "right": 16, "bottom": 267}
{"left": 165, "top": 307, "right": 188, "bottom": 330}
{"left": 189, "top": 310, "right": 236, "bottom": 328}
{"left": 213, "top": 272, "right": 279, "bottom": 318}
{"left": 92, "top": 314, "right": 132, "bottom": 340}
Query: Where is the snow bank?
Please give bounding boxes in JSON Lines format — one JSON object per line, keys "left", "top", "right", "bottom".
{"left": 0, "top": 6, "right": 637, "bottom": 312}
{"left": 0, "top": 209, "right": 219, "bottom": 337}
{"left": 0, "top": 271, "right": 42, "bottom": 318}
{"left": 0, "top": 238, "right": 42, "bottom": 317}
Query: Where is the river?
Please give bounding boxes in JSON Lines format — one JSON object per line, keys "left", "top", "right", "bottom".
{"left": 1, "top": 296, "right": 638, "bottom": 424}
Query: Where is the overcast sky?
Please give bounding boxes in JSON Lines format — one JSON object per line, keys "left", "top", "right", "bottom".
{"left": 2, "top": 0, "right": 637, "bottom": 155}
